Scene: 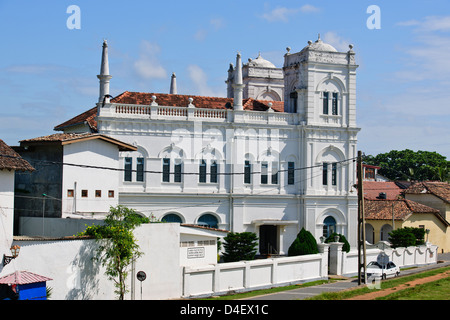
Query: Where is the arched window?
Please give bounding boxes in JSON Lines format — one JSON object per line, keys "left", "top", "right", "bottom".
{"left": 380, "top": 224, "right": 392, "bottom": 242}
{"left": 162, "top": 213, "right": 183, "bottom": 223}
{"left": 198, "top": 214, "right": 219, "bottom": 229}
{"left": 323, "top": 216, "right": 336, "bottom": 238}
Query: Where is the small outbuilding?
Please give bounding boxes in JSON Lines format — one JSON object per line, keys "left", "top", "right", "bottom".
{"left": 0, "top": 270, "right": 52, "bottom": 300}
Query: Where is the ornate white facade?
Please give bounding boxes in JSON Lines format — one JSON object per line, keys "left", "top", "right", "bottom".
{"left": 57, "top": 36, "right": 360, "bottom": 254}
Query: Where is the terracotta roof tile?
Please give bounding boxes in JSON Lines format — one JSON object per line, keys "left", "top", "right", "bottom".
{"left": 404, "top": 181, "right": 450, "bottom": 203}
{"left": 364, "top": 198, "right": 440, "bottom": 221}
{"left": 363, "top": 181, "right": 404, "bottom": 200}
{"left": 54, "top": 106, "right": 98, "bottom": 132}
{"left": 0, "top": 139, "right": 35, "bottom": 171}
{"left": 20, "top": 133, "right": 137, "bottom": 152}
{"left": 54, "top": 91, "right": 285, "bottom": 131}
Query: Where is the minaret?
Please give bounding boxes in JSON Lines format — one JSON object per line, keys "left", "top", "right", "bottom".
{"left": 170, "top": 72, "right": 177, "bottom": 94}
{"left": 232, "top": 52, "right": 244, "bottom": 110}
{"left": 97, "top": 39, "right": 112, "bottom": 103}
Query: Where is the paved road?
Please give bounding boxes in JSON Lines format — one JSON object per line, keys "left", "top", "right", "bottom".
{"left": 243, "top": 254, "right": 450, "bottom": 300}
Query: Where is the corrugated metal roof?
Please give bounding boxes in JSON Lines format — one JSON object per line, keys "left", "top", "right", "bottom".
{"left": 0, "top": 271, "right": 52, "bottom": 285}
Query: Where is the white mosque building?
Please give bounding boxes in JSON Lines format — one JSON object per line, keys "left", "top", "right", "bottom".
{"left": 54, "top": 36, "right": 360, "bottom": 254}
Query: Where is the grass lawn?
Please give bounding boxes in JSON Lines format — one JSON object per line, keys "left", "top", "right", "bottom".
{"left": 376, "top": 276, "right": 450, "bottom": 300}
{"left": 308, "top": 265, "right": 450, "bottom": 300}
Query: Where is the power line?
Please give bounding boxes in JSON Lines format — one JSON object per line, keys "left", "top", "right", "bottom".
{"left": 1, "top": 152, "right": 358, "bottom": 176}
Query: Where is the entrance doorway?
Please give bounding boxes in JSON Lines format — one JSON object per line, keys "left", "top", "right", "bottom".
{"left": 259, "top": 225, "right": 278, "bottom": 255}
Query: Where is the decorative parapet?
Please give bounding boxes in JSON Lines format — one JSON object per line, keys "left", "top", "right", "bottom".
{"left": 98, "top": 102, "right": 300, "bottom": 125}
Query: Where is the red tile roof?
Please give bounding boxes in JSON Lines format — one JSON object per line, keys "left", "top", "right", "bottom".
{"left": 20, "top": 133, "right": 137, "bottom": 152}
{"left": 404, "top": 181, "right": 450, "bottom": 204}
{"left": 54, "top": 91, "right": 285, "bottom": 132}
{"left": 0, "top": 139, "right": 35, "bottom": 171}
{"left": 364, "top": 198, "right": 441, "bottom": 221}
{"left": 363, "top": 181, "right": 404, "bottom": 200}
{"left": 0, "top": 271, "right": 52, "bottom": 285}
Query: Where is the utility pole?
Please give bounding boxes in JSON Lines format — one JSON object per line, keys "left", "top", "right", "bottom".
{"left": 357, "top": 151, "right": 367, "bottom": 285}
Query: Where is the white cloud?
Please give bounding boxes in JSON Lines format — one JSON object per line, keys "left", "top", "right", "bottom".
{"left": 261, "top": 4, "right": 319, "bottom": 22}
{"left": 194, "top": 18, "right": 225, "bottom": 42}
{"left": 186, "top": 65, "right": 223, "bottom": 97}
{"left": 133, "top": 40, "right": 167, "bottom": 80}
{"left": 322, "top": 31, "right": 352, "bottom": 52}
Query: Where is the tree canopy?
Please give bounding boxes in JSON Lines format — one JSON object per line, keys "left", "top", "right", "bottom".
{"left": 364, "top": 149, "right": 449, "bottom": 181}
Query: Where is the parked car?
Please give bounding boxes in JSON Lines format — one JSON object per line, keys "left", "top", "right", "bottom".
{"left": 366, "top": 261, "right": 400, "bottom": 279}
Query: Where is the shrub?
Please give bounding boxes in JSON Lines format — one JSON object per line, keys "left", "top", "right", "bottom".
{"left": 325, "top": 233, "right": 351, "bottom": 253}
{"left": 389, "top": 228, "right": 418, "bottom": 248}
{"left": 288, "top": 228, "right": 318, "bottom": 256}
{"left": 222, "top": 232, "right": 258, "bottom": 262}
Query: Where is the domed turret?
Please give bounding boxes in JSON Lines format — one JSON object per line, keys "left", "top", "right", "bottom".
{"left": 303, "top": 34, "right": 337, "bottom": 52}
{"left": 247, "top": 53, "right": 277, "bottom": 68}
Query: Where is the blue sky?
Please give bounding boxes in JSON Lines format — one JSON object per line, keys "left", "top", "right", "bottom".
{"left": 0, "top": 0, "right": 449, "bottom": 158}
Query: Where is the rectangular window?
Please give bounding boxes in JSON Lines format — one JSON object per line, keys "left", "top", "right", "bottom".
{"left": 199, "top": 160, "right": 207, "bottom": 183}
{"left": 210, "top": 161, "right": 218, "bottom": 183}
{"left": 162, "top": 158, "right": 170, "bottom": 182}
{"left": 81, "top": 190, "right": 88, "bottom": 198}
{"left": 108, "top": 190, "right": 115, "bottom": 198}
{"left": 174, "top": 162, "right": 182, "bottom": 183}
{"left": 124, "top": 157, "right": 132, "bottom": 182}
{"left": 323, "top": 91, "right": 329, "bottom": 114}
{"left": 290, "top": 91, "right": 298, "bottom": 113}
{"left": 271, "top": 162, "right": 278, "bottom": 184}
{"left": 261, "top": 162, "right": 268, "bottom": 185}
{"left": 244, "top": 160, "right": 251, "bottom": 184}
{"left": 331, "top": 163, "right": 337, "bottom": 186}
{"left": 288, "top": 162, "right": 295, "bottom": 185}
{"left": 332, "top": 92, "right": 338, "bottom": 115}
{"left": 136, "top": 157, "right": 144, "bottom": 182}
{"left": 67, "top": 189, "right": 74, "bottom": 197}
{"left": 95, "top": 190, "right": 102, "bottom": 198}
{"left": 322, "top": 163, "right": 328, "bottom": 186}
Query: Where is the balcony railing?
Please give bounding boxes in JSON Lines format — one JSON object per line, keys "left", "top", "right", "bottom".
{"left": 101, "top": 102, "right": 300, "bottom": 125}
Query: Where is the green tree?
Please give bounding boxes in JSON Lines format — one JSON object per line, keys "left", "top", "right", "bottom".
{"left": 222, "top": 232, "right": 258, "bottom": 262}
{"left": 364, "top": 149, "right": 449, "bottom": 181}
{"left": 79, "top": 205, "right": 147, "bottom": 300}
{"left": 288, "top": 228, "right": 319, "bottom": 256}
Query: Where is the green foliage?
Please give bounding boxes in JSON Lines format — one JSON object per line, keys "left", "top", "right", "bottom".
{"left": 364, "top": 149, "right": 449, "bottom": 181}
{"left": 222, "top": 232, "right": 258, "bottom": 262}
{"left": 325, "top": 233, "right": 351, "bottom": 253}
{"left": 288, "top": 228, "right": 319, "bottom": 256}
{"left": 389, "top": 227, "right": 425, "bottom": 248}
{"left": 79, "top": 205, "right": 147, "bottom": 300}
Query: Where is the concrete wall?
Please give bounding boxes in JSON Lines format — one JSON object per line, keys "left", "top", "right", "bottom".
{"left": 1, "top": 223, "right": 183, "bottom": 300}
{"left": 182, "top": 249, "right": 329, "bottom": 298}
{"left": 338, "top": 243, "right": 439, "bottom": 276}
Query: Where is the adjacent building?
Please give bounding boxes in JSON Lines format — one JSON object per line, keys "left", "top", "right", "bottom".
{"left": 13, "top": 133, "right": 136, "bottom": 235}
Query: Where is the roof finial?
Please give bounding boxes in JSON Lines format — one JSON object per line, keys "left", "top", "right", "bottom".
{"left": 170, "top": 72, "right": 177, "bottom": 94}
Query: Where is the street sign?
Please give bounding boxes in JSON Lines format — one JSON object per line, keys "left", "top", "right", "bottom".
{"left": 377, "top": 252, "right": 389, "bottom": 267}
{"left": 137, "top": 271, "right": 146, "bottom": 282}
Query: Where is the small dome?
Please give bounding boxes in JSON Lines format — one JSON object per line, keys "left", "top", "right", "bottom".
{"left": 304, "top": 35, "right": 337, "bottom": 52}
{"left": 247, "top": 53, "right": 277, "bottom": 68}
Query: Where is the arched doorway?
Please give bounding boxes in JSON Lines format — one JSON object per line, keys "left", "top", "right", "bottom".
{"left": 323, "top": 216, "right": 337, "bottom": 238}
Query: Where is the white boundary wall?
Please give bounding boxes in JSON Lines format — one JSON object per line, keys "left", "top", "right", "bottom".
{"left": 182, "top": 252, "right": 328, "bottom": 298}
{"left": 338, "top": 244, "right": 439, "bottom": 276}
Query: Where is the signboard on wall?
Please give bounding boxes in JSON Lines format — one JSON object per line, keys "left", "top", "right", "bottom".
{"left": 187, "top": 247, "right": 205, "bottom": 259}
